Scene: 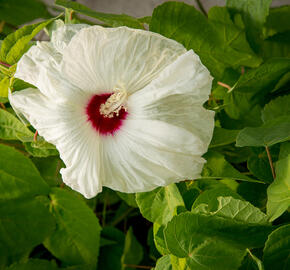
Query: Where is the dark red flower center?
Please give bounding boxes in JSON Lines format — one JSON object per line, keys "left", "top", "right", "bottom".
{"left": 86, "top": 93, "right": 128, "bottom": 136}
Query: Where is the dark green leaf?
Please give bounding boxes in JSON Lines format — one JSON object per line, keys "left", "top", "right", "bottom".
{"left": 0, "top": 0, "right": 51, "bottom": 26}
{"left": 44, "top": 188, "right": 101, "bottom": 268}
{"left": 150, "top": 2, "right": 260, "bottom": 79}
{"left": 98, "top": 227, "right": 125, "bottom": 270}
{"left": 121, "top": 227, "right": 143, "bottom": 270}
{"left": 224, "top": 58, "right": 290, "bottom": 120}
{"left": 236, "top": 116, "right": 290, "bottom": 147}
{"left": 263, "top": 6, "right": 290, "bottom": 38}
{"left": 266, "top": 155, "right": 290, "bottom": 221}
{"left": 0, "top": 108, "right": 33, "bottom": 140}
{"left": 55, "top": 0, "right": 144, "bottom": 29}
{"left": 0, "top": 144, "right": 49, "bottom": 200}
{"left": 0, "top": 197, "right": 55, "bottom": 263}
{"left": 7, "top": 259, "right": 59, "bottom": 270}
{"left": 226, "top": 0, "right": 272, "bottom": 51}
{"left": 209, "top": 127, "right": 240, "bottom": 148}
{"left": 153, "top": 223, "right": 169, "bottom": 255}
{"left": 136, "top": 184, "right": 184, "bottom": 225}
{"left": 263, "top": 224, "right": 290, "bottom": 270}
{"left": 261, "top": 95, "right": 290, "bottom": 123}
{"left": 202, "top": 151, "right": 257, "bottom": 182}
{"left": 116, "top": 192, "right": 137, "bottom": 208}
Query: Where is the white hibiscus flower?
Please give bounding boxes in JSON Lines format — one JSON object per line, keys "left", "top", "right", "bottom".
{"left": 9, "top": 24, "right": 215, "bottom": 199}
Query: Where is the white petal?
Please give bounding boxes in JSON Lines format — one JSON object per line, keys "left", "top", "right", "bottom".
{"left": 101, "top": 119, "right": 205, "bottom": 192}
{"left": 9, "top": 89, "right": 102, "bottom": 198}
{"left": 129, "top": 50, "right": 215, "bottom": 149}
{"left": 51, "top": 23, "right": 88, "bottom": 54}
{"left": 61, "top": 26, "right": 186, "bottom": 94}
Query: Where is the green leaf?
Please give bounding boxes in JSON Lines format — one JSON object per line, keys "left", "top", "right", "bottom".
{"left": 209, "top": 127, "right": 240, "bottom": 148}
{"left": 153, "top": 223, "right": 169, "bottom": 255}
{"left": 136, "top": 184, "right": 184, "bottom": 225}
{"left": 247, "top": 147, "right": 275, "bottom": 183}
{"left": 150, "top": 2, "right": 260, "bottom": 79}
{"left": 0, "top": 144, "right": 49, "bottom": 200}
{"left": 226, "top": 0, "right": 272, "bottom": 51}
{"left": 263, "top": 6, "right": 290, "bottom": 38}
{"left": 7, "top": 259, "right": 59, "bottom": 270}
{"left": 0, "top": 197, "right": 55, "bottom": 263}
{"left": 116, "top": 192, "right": 137, "bottom": 208}
{"left": 44, "top": 188, "right": 102, "bottom": 268}
{"left": 154, "top": 255, "right": 172, "bottom": 270}
{"left": 0, "top": 108, "right": 33, "bottom": 140}
{"left": 0, "top": 76, "right": 10, "bottom": 97}
{"left": 121, "top": 227, "right": 143, "bottom": 270}
{"left": 24, "top": 142, "right": 59, "bottom": 157}
{"left": 98, "top": 227, "right": 125, "bottom": 270}
{"left": 266, "top": 155, "right": 290, "bottom": 221}
{"left": 0, "top": 0, "right": 51, "bottom": 26}
{"left": 191, "top": 186, "right": 243, "bottom": 211}
{"left": 261, "top": 95, "right": 290, "bottom": 123}
{"left": 202, "top": 151, "right": 258, "bottom": 182}
{"left": 263, "top": 224, "right": 290, "bottom": 270}
{"left": 164, "top": 201, "right": 271, "bottom": 270}
{"left": 236, "top": 116, "right": 290, "bottom": 147}
{"left": 55, "top": 0, "right": 144, "bottom": 29}
{"left": 224, "top": 58, "right": 290, "bottom": 120}
{"left": 0, "top": 18, "right": 57, "bottom": 65}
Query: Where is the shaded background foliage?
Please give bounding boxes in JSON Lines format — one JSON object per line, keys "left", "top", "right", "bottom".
{"left": 0, "top": 0, "right": 290, "bottom": 270}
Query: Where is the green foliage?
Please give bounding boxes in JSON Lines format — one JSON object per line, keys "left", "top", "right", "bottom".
{"left": 0, "top": 0, "right": 51, "bottom": 26}
{"left": 263, "top": 224, "right": 290, "bottom": 270}
{"left": 0, "top": 0, "right": 289, "bottom": 269}
{"left": 44, "top": 188, "right": 101, "bottom": 268}
{"left": 150, "top": 2, "right": 261, "bottom": 79}
{"left": 55, "top": 0, "right": 145, "bottom": 29}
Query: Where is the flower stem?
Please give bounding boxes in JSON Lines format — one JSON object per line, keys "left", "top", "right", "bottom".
{"left": 265, "top": 146, "right": 276, "bottom": 179}
{"left": 217, "top": 81, "right": 232, "bottom": 91}
{"left": 195, "top": 0, "right": 207, "bottom": 16}
{"left": 0, "top": 61, "right": 11, "bottom": 68}
{"left": 33, "top": 130, "right": 38, "bottom": 142}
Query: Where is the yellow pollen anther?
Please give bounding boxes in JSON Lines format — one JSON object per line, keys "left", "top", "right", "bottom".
{"left": 99, "top": 86, "right": 127, "bottom": 118}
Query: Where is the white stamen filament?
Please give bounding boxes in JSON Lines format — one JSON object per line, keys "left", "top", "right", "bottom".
{"left": 99, "top": 86, "right": 128, "bottom": 118}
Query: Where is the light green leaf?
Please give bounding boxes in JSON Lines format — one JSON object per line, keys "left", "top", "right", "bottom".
{"left": 266, "top": 155, "right": 290, "bottom": 221}
{"left": 202, "top": 151, "right": 257, "bottom": 182}
{"left": 150, "top": 2, "right": 260, "bottom": 79}
{"left": 0, "top": 108, "right": 33, "bottom": 140}
{"left": 0, "top": 76, "right": 10, "bottom": 97}
{"left": 0, "top": 197, "right": 55, "bottom": 263}
{"left": 226, "top": 0, "right": 272, "bottom": 51}
{"left": 7, "top": 259, "right": 59, "bottom": 270}
{"left": 24, "top": 142, "right": 59, "bottom": 157}
{"left": 121, "top": 227, "right": 143, "bottom": 270}
{"left": 224, "top": 58, "right": 290, "bottom": 120}
{"left": 55, "top": 0, "right": 144, "bottom": 29}
{"left": 153, "top": 223, "right": 169, "bottom": 255}
{"left": 136, "top": 184, "right": 184, "bottom": 225}
{"left": 0, "top": 144, "right": 49, "bottom": 200}
{"left": 154, "top": 255, "right": 172, "bottom": 270}
{"left": 209, "top": 127, "right": 240, "bottom": 148}
{"left": 263, "top": 224, "right": 290, "bottom": 270}
{"left": 44, "top": 188, "right": 101, "bottom": 268}
{"left": 262, "top": 95, "right": 290, "bottom": 123}
{"left": 191, "top": 186, "right": 243, "bottom": 211}
{"left": 0, "top": 17, "right": 57, "bottom": 65}
{"left": 0, "top": 0, "right": 51, "bottom": 26}
{"left": 164, "top": 206, "right": 271, "bottom": 270}
{"left": 236, "top": 116, "right": 290, "bottom": 147}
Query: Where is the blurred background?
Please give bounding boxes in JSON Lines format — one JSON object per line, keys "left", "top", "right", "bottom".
{"left": 46, "top": 0, "right": 290, "bottom": 17}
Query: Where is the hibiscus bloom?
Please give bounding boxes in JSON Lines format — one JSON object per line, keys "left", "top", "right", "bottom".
{"left": 9, "top": 24, "right": 214, "bottom": 198}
